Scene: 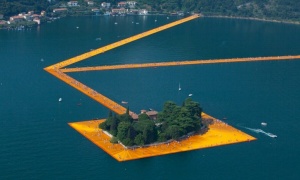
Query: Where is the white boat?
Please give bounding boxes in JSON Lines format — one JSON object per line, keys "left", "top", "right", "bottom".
{"left": 121, "top": 101, "right": 128, "bottom": 104}
{"left": 58, "top": 98, "right": 62, "bottom": 102}
{"left": 261, "top": 122, "right": 267, "bottom": 126}
{"left": 114, "top": 22, "right": 118, "bottom": 25}
{"left": 178, "top": 83, "right": 181, "bottom": 91}
{"left": 189, "top": 94, "right": 193, "bottom": 97}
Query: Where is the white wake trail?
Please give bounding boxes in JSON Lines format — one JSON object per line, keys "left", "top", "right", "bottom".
{"left": 240, "top": 126, "right": 277, "bottom": 138}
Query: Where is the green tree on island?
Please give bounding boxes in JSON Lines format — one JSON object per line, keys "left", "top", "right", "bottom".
{"left": 99, "top": 98, "right": 203, "bottom": 147}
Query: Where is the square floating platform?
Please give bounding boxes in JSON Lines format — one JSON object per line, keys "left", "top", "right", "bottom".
{"left": 68, "top": 113, "right": 256, "bottom": 162}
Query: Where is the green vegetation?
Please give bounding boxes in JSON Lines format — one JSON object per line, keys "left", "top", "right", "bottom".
{"left": 99, "top": 98, "right": 203, "bottom": 147}
{"left": 0, "top": 0, "right": 299, "bottom": 23}
{"left": 0, "top": 0, "right": 50, "bottom": 17}
{"left": 137, "top": 0, "right": 300, "bottom": 22}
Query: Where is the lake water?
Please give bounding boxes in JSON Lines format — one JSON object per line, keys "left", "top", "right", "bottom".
{"left": 1, "top": 15, "right": 300, "bottom": 179}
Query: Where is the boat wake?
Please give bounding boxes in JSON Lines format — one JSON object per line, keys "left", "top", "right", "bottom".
{"left": 238, "top": 125, "right": 277, "bottom": 138}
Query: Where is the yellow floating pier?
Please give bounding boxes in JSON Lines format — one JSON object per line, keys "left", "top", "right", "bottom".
{"left": 69, "top": 113, "right": 256, "bottom": 162}
{"left": 46, "top": 68, "right": 127, "bottom": 114}
{"left": 45, "top": 14, "right": 200, "bottom": 70}
{"left": 44, "top": 15, "right": 202, "bottom": 115}
{"left": 61, "top": 55, "right": 300, "bottom": 73}
{"left": 45, "top": 14, "right": 300, "bottom": 161}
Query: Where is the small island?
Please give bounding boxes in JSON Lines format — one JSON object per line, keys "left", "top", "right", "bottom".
{"left": 69, "top": 106, "right": 256, "bottom": 161}
{"left": 99, "top": 98, "right": 204, "bottom": 147}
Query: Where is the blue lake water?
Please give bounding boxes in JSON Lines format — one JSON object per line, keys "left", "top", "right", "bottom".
{"left": 1, "top": 15, "right": 300, "bottom": 179}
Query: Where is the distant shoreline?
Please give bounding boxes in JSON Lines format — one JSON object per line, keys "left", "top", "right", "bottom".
{"left": 204, "top": 15, "right": 300, "bottom": 25}
{"left": 2, "top": 13, "right": 299, "bottom": 30}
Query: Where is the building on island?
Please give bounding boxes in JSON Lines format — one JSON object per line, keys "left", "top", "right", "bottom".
{"left": 111, "top": 8, "right": 126, "bottom": 15}
{"left": 9, "top": 16, "right": 24, "bottom": 22}
{"left": 127, "top": 1, "right": 137, "bottom": 8}
{"left": 136, "top": 110, "right": 158, "bottom": 120}
{"left": 146, "top": 110, "right": 158, "bottom": 120}
{"left": 41, "top": 11, "right": 46, "bottom": 16}
{"left": 28, "top": 11, "right": 34, "bottom": 15}
{"left": 139, "top": 9, "right": 148, "bottom": 15}
{"left": 92, "top": 8, "right": 100, "bottom": 13}
{"left": 53, "top": 8, "right": 68, "bottom": 13}
{"left": 23, "top": 14, "right": 33, "bottom": 21}
{"left": 117, "top": 1, "right": 127, "bottom": 8}
{"left": 101, "top": 2, "right": 111, "bottom": 9}
{"left": 127, "top": 9, "right": 139, "bottom": 15}
{"left": 131, "top": 113, "right": 139, "bottom": 120}
{"left": 118, "top": 1, "right": 137, "bottom": 9}
{"left": 67, "top": 1, "right": 78, "bottom": 7}
{"left": 87, "top": 1, "right": 94, "bottom": 6}
{"left": 0, "top": 20, "right": 7, "bottom": 25}
{"left": 8, "top": 11, "right": 43, "bottom": 24}
{"left": 33, "top": 17, "right": 41, "bottom": 25}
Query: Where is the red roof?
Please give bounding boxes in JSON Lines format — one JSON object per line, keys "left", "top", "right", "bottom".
{"left": 11, "top": 16, "right": 24, "bottom": 19}
{"left": 146, "top": 111, "right": 158, "bottom": 116}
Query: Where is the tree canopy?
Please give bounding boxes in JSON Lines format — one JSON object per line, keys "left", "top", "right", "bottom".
{"left": 137, "top": 0, "right": 300, "bottom": 22}
{"left": 99, "top": 98, "right": 203, "bottom": 147}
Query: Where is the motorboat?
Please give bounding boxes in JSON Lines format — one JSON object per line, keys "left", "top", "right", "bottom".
{"left": 261, "top": 122, "right": 267, "bottom": 126}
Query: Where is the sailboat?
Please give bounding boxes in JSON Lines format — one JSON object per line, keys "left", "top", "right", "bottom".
{"left": 178, "top": 83, "right": 181, "bottom": 91}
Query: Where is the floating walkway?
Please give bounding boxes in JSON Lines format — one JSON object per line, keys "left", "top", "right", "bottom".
{"left": 69, "top": 113, "right": 256, "bottom": 162}
{"left": 61, "top": 55, "right": 300, "bottom": 73}
{"left": 44, "top": 15, "right": 201, "bottom": 116}
{"left": 44, "top": 14, "right": 299, "bottom": 161}
{"left": 45, "top": 14, "right": 200, "bottom": 70}
{"left": 46, "top": 68, "right": 128, "bottom": 115}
